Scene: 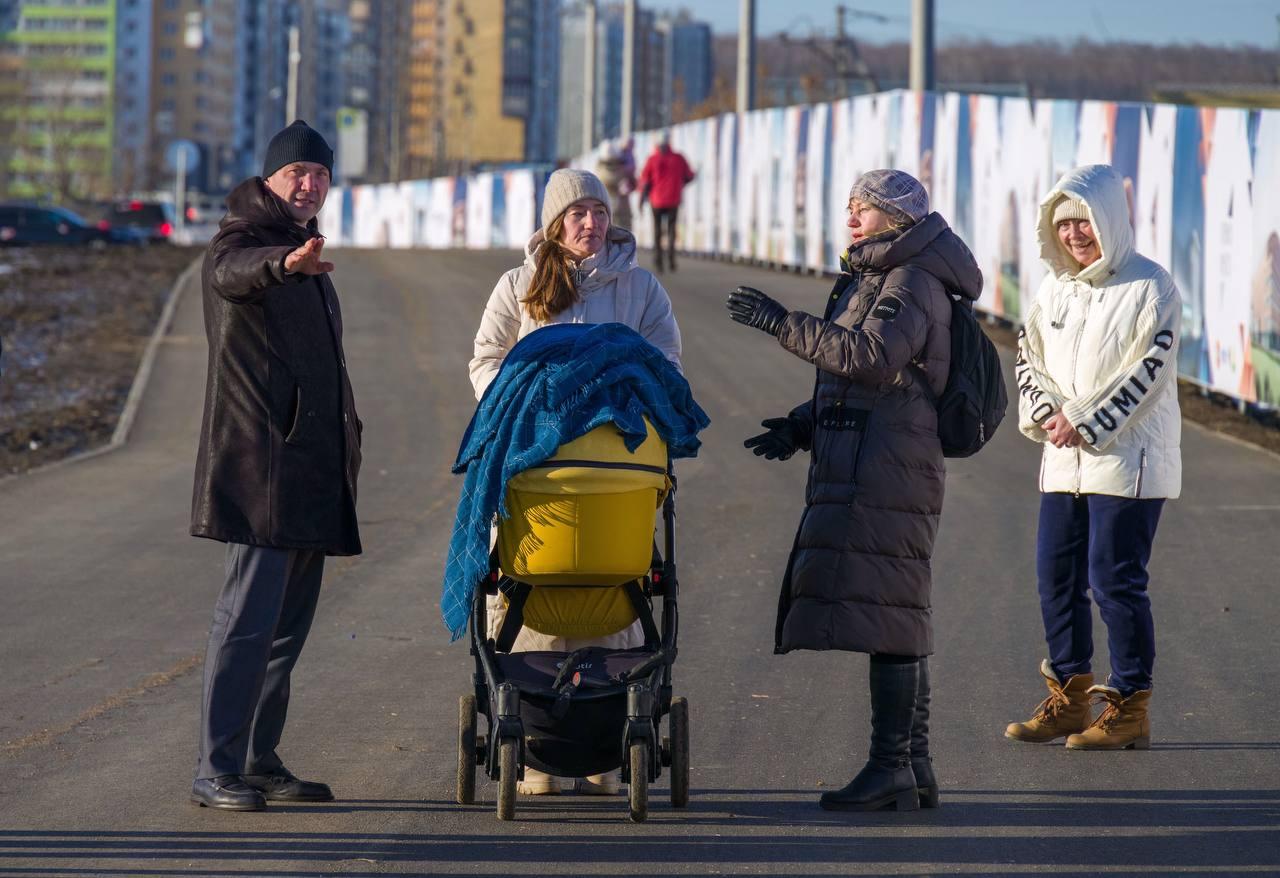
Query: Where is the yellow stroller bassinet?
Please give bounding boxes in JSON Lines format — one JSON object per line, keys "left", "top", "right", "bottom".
{"left": 495, "top": 418, "right": 668, "bottom": 642}
{"left": 457, "top": 419, "right": 689, "bottom": 823}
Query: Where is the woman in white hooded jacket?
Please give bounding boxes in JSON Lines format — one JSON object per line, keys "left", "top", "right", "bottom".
{"left": 469, "top": 168, "right": 682, "bottom": 796}
{"left": 1005, "top": 164, "right": 1181, "bottom": 752}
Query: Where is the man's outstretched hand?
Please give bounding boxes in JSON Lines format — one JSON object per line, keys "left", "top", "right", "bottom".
{"left": 285, "top": 236, "right": 335, "bottom": 275}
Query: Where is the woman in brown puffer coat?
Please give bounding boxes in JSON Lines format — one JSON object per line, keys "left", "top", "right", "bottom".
{"left": 727, "top": 169, "right": 982, "bottom": 813}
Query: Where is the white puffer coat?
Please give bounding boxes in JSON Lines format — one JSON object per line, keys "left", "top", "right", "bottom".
{"left": 469, "top": 227, "right": 682, "bottom": 399}
{"left": 470, "top": 225, "right": 683, "bottom": 654}
{"left": 1016, "top": 164, "right": 1183, "bottom": 499}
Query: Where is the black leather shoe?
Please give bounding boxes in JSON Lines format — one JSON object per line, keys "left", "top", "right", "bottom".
{"left": 243, "top": 767, "right": 334, "bottom": 802}
{"left": 191, "top": 776, "right": 266, "bottom": 811}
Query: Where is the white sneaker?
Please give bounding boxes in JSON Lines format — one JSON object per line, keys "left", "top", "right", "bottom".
{"left": 516, "top": 767, "right": 561, "bottom": 795}
{"left": 574, "top": 769, "right": 620, "bottom": 795}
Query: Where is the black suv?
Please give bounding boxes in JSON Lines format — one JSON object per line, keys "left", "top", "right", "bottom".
{"left": 104, "top": 200, "right": 178, "bottom": 243}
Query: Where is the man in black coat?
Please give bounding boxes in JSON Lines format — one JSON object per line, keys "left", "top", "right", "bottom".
{"left": 189, "top": 120, "right": 362, "bottom": 811}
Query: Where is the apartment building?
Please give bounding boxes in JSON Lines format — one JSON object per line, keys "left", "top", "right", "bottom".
{"left": 0, "top": 0, "right": 116, "bottom": 199}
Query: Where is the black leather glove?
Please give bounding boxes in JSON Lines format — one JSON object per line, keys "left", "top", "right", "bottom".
{"left": 727, "top": 286, "right": 788, "bottom": 337}
{"left": 744, "top": 416, "right": 801, "bottom": 461}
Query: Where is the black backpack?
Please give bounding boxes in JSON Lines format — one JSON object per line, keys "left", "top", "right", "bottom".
{"left": 933, "top": 295, "right": 1008, "bottom": 457}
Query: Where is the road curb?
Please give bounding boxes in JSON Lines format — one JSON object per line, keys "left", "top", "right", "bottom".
{"left": 1, "top": 255, "right": 202, "bottom": 483}
{"left": 111, "top": 256, "right": 201, "bottom": 446}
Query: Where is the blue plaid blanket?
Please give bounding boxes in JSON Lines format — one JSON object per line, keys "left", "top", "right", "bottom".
{"left": 442, "top": 322, "right": 710, "bottom": 639}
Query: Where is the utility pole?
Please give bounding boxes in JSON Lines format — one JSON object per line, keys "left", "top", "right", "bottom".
{"left": 286, "top": 24, "right": 301, "bottom": 122}
{"left": 583, "top": 0, "right": 597, "bottom": 154}
{"left": 621, "top": 0, "right": 635, "bottom": 139}
{"left": 1275, "top": 14, "right": 1280, "bottom": 85}
{"left": 817, "top": 5, "right": 881, "bottom": 97}
{"left": 910, "top": 0, "right": 935, "bottom": 94}
{"left": 736, "top": 0, "right": 755, "bottom": 113}
{"left": 174, "top": 148, "right": 187, "bottom": 237}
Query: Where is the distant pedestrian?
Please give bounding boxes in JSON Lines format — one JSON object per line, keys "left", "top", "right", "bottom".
{"left": 595, "top": 140, "right": 636, "bottom": 231}
{"left": 1006, "top": 164, "right": 1181, "bottom": 751}
{"left": 189, "top": 120, "right": 362, "bottom": 811}
{"left": 638, "top": 133, "right": 694, "bottom": 273}
{"left": 727, "top": 169, "right": 982, "bottom": 812}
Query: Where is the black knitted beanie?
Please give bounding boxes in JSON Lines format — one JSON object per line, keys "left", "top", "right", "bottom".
{"left": 262, "top": 119, "right": 333, "bottom": 179}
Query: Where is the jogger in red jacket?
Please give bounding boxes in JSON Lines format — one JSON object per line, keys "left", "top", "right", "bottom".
{"left": 638, "top": 135, "right": 694, "bottom": 273}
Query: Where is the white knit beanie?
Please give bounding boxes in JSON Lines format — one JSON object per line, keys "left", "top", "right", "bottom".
{"left": 541, "top": 169, "right": 611, "bottom": 233}
{"left": 1051, "top": 195, "right": 1089, "bottom": 225}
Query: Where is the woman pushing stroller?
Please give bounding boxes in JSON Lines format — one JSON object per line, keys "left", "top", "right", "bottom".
{"left": 468, "top": 168, "right": 684, "bottom": 797}
{"left": 727, "top": 169, "right": 982, "bottom": 811}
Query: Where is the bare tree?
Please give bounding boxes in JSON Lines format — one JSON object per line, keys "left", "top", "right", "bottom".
{"left": 711, "top": 34, "right": 1280, "bottom": 106}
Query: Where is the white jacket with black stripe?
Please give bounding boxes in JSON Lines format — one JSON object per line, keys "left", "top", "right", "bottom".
{"left": 1015, "top": 164, "right": 1182, "bottom": 499}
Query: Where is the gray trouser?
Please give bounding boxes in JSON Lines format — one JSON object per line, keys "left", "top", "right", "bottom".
{"left": 196, "top": 543, "right": 324, "bottom": 780}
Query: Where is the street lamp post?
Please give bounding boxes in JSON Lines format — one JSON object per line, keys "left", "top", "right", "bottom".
{"left": 909, "top": 0, "right": 935, "bottom": 94}
{"left": 621, "top": 0, "right": 635, "bottom": 140}
{"left": 583, "top": 0, "right": 597, "bottom": 154}
{"left": 737, "top": 0, "right": 755, "bottom": 113}
{"left": 286, "top": 24, "right": 301, "bottom": 121}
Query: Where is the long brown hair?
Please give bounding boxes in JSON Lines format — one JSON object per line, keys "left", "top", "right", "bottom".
{"left": 522, "top": 213, "right": 580, "bottom": 322}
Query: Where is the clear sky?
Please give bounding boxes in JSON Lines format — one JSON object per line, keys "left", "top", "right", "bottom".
{"left": 645, "top": 0, "right": 1279, "bottom": 47}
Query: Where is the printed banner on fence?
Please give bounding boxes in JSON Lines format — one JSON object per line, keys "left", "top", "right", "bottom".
{"left": 323, "top": 92, "right": 1280, "bottom": 408}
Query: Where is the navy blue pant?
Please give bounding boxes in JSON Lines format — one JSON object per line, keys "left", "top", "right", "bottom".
{"left": 1036, "top": 493, "right": 1164, "bottom": 696}
{"left": 196, "top": 544, "right": 325, "bottom": 780}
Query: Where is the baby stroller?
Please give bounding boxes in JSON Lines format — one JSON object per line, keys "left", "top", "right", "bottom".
{"left": 455, "top": 418, "right": 688, "bottom": 822}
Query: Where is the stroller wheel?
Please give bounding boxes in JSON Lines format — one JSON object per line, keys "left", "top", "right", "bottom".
{"left": 669, "top": 696, "right": 690, "bottom": 808}
{"left": 497, "top": 738, "right": 519, "bottom": 821}
{"left": 456, "top": 695, "right": 478, "bottom": 805}
{"left": 628, "top": 741, "right": 649, "bottom": 823}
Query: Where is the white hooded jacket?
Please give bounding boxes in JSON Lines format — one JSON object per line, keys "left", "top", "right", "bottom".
{"left": 1016, "top": 164, "right": 1182, "bottom": 499}
{"left": 469, "top": 227, "right": 682, "bottom": 399}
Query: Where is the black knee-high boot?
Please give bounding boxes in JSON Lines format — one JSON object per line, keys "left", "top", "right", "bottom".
{"left": 910, "top": 657, "right": 940, "bottom": 808}
{"left": 820, "top": 658, "right": 920, "bottom": 812}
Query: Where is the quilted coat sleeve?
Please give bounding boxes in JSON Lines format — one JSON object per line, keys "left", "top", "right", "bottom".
{"left": 1059, "top": 276, "right": 1181, "bottom": 451}
{"left": 637, "top": 274, "right": 684, "bottom": 372}
{"left": 469, "top": 271, "right": 523, "bottom": 400}
{"left": 1015, "top": 294, "right": 1069, "bottom": 443}
{"left": 774, "top": 265, "right": 931, "bottom": 384}
{"left": 208, "top": 226, "right": 307, "bottom": 305}
{"left": 787, "top": 398, "right": 816, "bottom": 451}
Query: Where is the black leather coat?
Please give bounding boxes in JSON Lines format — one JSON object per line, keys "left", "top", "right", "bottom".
{"left": 190, "top": 177, "right": 362, "bottom": 556}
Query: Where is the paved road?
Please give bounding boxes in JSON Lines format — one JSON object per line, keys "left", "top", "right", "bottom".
{"left": 2, "top": 248, "right": 1278, "bottom": 876}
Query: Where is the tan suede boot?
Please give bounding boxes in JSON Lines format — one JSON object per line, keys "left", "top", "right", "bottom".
{"left": 516, "top": 768, "right": 561, "bottom": 795}
{"left": 1065, "top": 685, "right": 1151, "bottom": 750}
{"left": 1005, "top": 660, "right": 1094, "bottom": 743}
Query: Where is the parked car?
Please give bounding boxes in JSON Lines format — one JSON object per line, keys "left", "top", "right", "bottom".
{"left": 183, "top": 196, "right": 226, "bottom": 224}
{"left": 0, "top": 204, "right": 145, "bottom": 247}
{"left": 104, "top": 199, "right": 178, "bottom": 243}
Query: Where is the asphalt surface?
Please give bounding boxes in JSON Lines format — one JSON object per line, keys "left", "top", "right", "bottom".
{"left": 2, "top": 248, "right": 1278, "bottom": 877}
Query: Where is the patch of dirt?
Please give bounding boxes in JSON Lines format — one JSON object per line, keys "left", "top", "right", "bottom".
{"left": 983, "top": 318, "right": 1280, "bottom": 458}
{"left": 0, "top": 245, "right": 201, "bottom": 476}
